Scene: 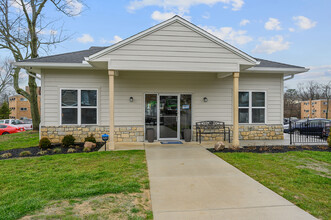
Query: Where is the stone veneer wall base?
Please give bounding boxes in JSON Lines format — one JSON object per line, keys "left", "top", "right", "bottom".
{"left": 192, "top": 124, "right": 283, "bottom": 142}
{"left": 41, "top": 125, "right": 144, "bottom": 143}
{"left": 41, "top": 124, "right": 283, "bottom": 143}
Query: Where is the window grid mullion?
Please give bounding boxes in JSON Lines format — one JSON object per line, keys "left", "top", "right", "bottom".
{"left": 78, "top": 89, "right": 81, "bottom": 125}
{"left": 248, "top": 91, "right": 253, "bottom": 124}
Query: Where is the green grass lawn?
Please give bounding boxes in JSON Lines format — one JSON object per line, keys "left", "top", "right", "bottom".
{"left": 215, "top": 151, "right": 331, "bottom": 220}
{"left": 0, "top": 131, "right": 39, "bottom": 151}
{"left": 0, "top": 151, "right": 150, "bottom": 220}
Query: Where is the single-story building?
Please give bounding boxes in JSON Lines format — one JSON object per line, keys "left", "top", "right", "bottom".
{"left": 14, "top": 16, "right": 308, "bottom": 149}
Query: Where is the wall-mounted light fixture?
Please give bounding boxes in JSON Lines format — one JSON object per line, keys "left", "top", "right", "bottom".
{"left": 203, "top": 97, "right": 208, "bottom": 102}
{"left": 129, "top": 97, "right": 134, "bottom": 102}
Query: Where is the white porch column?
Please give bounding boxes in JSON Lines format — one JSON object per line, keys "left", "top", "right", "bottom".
{"left": 232, "top": 72, "right": 240, "bottom": 147}
{"left": 108, "top": 70, "right": 115, "bottom": 150}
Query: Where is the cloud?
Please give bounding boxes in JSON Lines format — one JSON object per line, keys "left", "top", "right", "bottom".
{"left": 202, "top": 12, "right": 210, "bottom": 19}
{"left": 65, "top": 0, "right": 83, "bottom": 16}
{"left": 151, "top": 11, "right": 176, "bottom": 21}
{"left": 38, "top": 29, "right": 58, "bottom": 35}
{"left": 127, "top": 0, "right": 245, "bottom": 13}
{"left": 264, "top": 18, "right": 281, "bottom": 30}
{"left": 151, "top": 10, "right": 191, "bottom": 21}
{"left": 288, "top": 28, "right": 295, "bottom": 32}
{"left": 201, "top": 26, "right": 253, "bottom": 45}
{"left": 293, "top": 16, "right": 316, "bottom": 30}
{"left": 252, "top": 35, "right": 290, "bottom": 54}
{"left": 100, "top": 36, "right": 123, "bottom": 44}
{"left": 77, "top": 34, "right": 94, "bottom": 43}
{"left": 239, "top": 19, "right": 250, "bottom": 26}
{"left": 9, "top": 0, "right": 31, "bottom": 13}
{"left": 285, "top": 65, "right": 331, "bottom": 89}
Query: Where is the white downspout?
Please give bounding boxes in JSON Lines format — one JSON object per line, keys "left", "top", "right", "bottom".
{"left": 283, "top": 74, "right": 294, "bottom": 81}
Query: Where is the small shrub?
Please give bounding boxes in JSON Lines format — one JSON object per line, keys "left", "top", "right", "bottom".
{"left": 85, "top": 134, "right": 96, "bottom": 143}
{"left": 75, "top": 145, "right": 81, "bottom": 150}
{"left": 83, "top": 146, "right": 91, "bottom": 152}
{"left": 52, "top": 148, "right": 62, "bottom": 154}
{"left": 39, "top": 137, "right": 51, "bottom": 149}
{"left": 19, "top": 151, "right": 32, "bottom": 157}
{"left": 67, "top": 148, "right": 76, "bottom": 153}
{"left": 1, "top": 153, "right": 12, "bottom": 158}
{"left": 62, "top": 135, "right": 75, "bottom": 147}
{"left": 130, "top": 207, "right": 140, "bottom": 213}
{"left": 37, "top": 150, "right": 48, "bottom": 156}
{"left": 328, "top": 132, "right": 331, "bottom": 147}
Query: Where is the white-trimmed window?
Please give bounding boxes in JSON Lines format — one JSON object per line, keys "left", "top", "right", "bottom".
{"left": 61, "top": 89, "right": 98, "bottom": 125}
{"left": 239, "top": 91, "right": 266, "bottom": 124}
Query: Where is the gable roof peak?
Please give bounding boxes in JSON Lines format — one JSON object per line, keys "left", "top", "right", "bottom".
{"left": 88, "top": 15, "right": 258, "bottom": 65}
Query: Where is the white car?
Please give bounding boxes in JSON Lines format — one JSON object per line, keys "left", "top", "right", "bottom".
{"left": 0, "top": 119, "right": 33, "bottom": 131}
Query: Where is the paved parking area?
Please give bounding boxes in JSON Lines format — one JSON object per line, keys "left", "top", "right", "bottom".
{"left": 146, "top": 144, "right": 316, "bottom": 220}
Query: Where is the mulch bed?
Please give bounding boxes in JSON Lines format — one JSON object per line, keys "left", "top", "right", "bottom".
{"left": 208, "top": 145, "right": 330, "bottom": 153}
{"left": 0, "top": 142, "right": 104, "bottom": 160}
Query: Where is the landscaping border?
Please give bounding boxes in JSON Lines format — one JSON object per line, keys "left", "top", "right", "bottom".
{"left": 0, "top": 142, "right": 104, "bottom": 160}
{"left": 208, "top": 145, "right": 330, "bottom": 153}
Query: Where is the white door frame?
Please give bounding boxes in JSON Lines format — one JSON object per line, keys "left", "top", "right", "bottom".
{"left": 158, "top": 94, "right": 180, "bottom": 140}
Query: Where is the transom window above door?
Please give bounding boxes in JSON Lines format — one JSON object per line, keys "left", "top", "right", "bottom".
{"left": 239, "top": 91, "right": 266, "bottom": 124}
{"left": 61, "top": 89, "right": 97, "bottom": 125}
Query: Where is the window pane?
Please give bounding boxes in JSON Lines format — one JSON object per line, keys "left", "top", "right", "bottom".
{"left": 239, "top": 92, "right": 249, "bottom": 107}
{"left": 81, "top": 90, "right": 97, "bottom": 106}
{"left": 62, "top": 90, "right": 77, "bottom": 106}
{"left": 62, "top": 108, "right": 77, "bottom": 124}
{"left": 239, "top": 108, "right": 249, "bottom": 123}
{"left": 252, "top": 109, "right": 265, "bottom": 123}
{"left": 81, "top": 108, "right": 97, "bottom": 124}
{"left": 252, "top": 92, "right": 265, "bottom": 107}
{"left": 145, "top": 94, "right": 157, "bottom": 140}
{"left": 180, "top": 94, "right": 192, "bottom": 139}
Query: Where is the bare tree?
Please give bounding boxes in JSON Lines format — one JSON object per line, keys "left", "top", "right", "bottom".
{"left": 297, "top": 81, "right": 322, "bottom": 101}
{"left": 0, "top": 59, "right": 13, "bottom": 95}
{"left": 0, "top": 0, "right": 84, "bottom": 130}
{"left": 321, "top": 81, "right": 331, "bottom": 119}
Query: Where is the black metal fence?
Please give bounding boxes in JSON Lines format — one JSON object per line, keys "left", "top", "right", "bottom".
{"left": 289, "top": 120, "right": 329, "bottom": 144}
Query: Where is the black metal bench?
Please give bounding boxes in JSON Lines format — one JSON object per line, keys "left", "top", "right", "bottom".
{"left": 196, "top": 121, "right": 231, "bottom": 144}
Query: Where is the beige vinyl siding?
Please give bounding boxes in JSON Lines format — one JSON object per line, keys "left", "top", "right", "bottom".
{"left": 115, "top": 71, "right": 282, "bottom": 126}
{"left": 41, "top": 70, "right": 283, "bottom": 127}
{"left": 41, "top": 69, "right": 109, "bottom": 126}
{"left": 239, "top": 73, "right": 282, "bottom": 124}
{"left": 93, "top": 21, "right": 251, "bottom": 72}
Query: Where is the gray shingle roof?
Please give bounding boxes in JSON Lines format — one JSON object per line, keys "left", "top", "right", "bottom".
{"left": 19, "top": 46, "right": 305, "bottom": 69}
{"left": 254, "top": 58, "right": 304, "bottom": 69}
{"left": 18, "top": 46, "right": 107, "bottom": 63}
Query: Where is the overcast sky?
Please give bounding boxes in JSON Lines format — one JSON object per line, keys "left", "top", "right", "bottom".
{"left": 1, "top": 0, "right": 330, "bottom": 90}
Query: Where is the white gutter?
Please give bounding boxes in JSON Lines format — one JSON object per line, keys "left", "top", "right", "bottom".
{"left": 243, "top": 67, "right": 309, "bottom": 74}
{"left": 13, "top": 62, "right": 94, "bottom": 69}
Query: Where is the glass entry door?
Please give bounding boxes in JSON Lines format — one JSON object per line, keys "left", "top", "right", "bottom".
{"left": 159, "top": 95, "right": 179, "bottom": 139}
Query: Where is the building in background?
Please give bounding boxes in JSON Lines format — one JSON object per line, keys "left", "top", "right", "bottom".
{"left": 301, "top": 100, "right": 331, "bottom": 119}
{"left": 9, "top": 86, "right": 41, "bottom": 120}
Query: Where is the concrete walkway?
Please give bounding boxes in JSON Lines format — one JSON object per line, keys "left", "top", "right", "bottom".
{"left": 145, "top": 144, "right": 316, "bottom": 220}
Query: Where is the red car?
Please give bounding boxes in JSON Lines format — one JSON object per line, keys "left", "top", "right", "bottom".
{"left": 0, "top": 124, "right": 25, "bottom": 135}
